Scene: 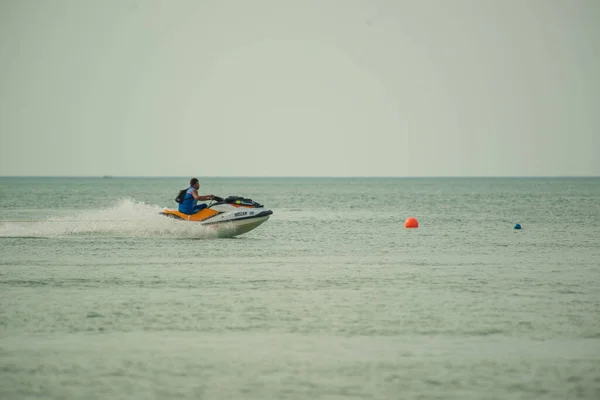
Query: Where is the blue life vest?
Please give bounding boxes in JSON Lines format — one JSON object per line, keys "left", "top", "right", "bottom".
{"left": 178, "top": 187, "right": 197, "bottom": 214}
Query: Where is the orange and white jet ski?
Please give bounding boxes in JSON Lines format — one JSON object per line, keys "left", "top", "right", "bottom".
{"left": 160, "top": 196, "right": 273, "bottom": 237}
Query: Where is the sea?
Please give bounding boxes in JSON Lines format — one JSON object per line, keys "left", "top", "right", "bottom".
{"left": 0, "top": 177, "right": 599, "bottom": 400}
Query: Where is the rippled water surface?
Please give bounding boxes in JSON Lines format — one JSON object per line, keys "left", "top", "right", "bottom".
{"left": 1, "top": 177, "right": 599, "bottom": 399}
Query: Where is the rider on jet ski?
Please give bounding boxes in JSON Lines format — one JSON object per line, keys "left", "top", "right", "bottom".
{"left": 178, "top": 178, "right": 216, "bottom": 214}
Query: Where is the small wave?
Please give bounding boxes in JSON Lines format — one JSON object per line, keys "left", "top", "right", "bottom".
{"left": 583, "top": 332, "right": 600, "bottom": 339}
{"left": 416, "top": 328, "right": 505, "bottom": 337}
{"left": 0, "top": 279, "right": 50, "bottom": 287}
{"left": 0, "top": 198, "right": 219, "bottom": 239}
{"left": 466, "top": 328, "right": 505, "bottom": 336}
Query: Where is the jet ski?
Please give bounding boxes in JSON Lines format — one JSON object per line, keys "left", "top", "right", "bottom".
{"left": 160, "top": 196, "right": 273, "bottom": 237}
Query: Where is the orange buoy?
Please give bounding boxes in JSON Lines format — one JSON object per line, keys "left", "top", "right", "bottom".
{"left": 404, "top": 217, "right": 419, "bottom": 228}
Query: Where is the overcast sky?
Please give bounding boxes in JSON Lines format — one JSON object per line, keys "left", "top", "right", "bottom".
{"left": 0, "top": 0, "right": 598, "bottom": 177}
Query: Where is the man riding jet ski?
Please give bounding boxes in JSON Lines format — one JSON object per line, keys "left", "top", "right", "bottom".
{"left": 177, "top": 177, "right": 216, "bottom": 214}
{"left": 160, "top": 178, "right": 273, "bottom": 237}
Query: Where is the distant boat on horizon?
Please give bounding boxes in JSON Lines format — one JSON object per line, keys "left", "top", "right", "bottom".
{"left": 102, "top": 175, "right": 113, "bottom": 179}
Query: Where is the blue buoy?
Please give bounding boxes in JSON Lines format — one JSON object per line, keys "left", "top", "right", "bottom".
{"left": 514, "top": 223, "right": 522, "bottom": 230}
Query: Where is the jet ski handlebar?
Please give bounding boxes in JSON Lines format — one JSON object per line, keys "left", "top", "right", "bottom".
{"left": 208, "top": 196, "right": 264, "bottom": 208}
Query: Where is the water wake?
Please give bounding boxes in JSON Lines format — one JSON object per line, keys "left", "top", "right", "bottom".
{"left": 0, "top": 198, "right": 219, "bottom": 239}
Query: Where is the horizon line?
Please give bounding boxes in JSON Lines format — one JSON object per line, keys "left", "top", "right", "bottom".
{"left": 0, "top": 175, "right": 598, "bottom": 179}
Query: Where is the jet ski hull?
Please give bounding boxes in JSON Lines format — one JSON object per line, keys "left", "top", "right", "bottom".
{"left": 208, "top": 213, "right": 271, "bottom": 237}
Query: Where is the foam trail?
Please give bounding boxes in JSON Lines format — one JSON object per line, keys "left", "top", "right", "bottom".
{"left": 0, "top": 198, "right": 219, "bottom": 239}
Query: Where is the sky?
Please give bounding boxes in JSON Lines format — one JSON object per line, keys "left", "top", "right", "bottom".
{"left": 0, "top": 0, "right": 598, "bottom": 177}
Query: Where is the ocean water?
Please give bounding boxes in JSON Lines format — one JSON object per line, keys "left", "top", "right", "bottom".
{"left": 0, "top": 177, "right": 599, "bottom": 399}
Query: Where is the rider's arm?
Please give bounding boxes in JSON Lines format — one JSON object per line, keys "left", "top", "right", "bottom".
{"left": 192, "top": 190, "right": 213, "bottom": 201}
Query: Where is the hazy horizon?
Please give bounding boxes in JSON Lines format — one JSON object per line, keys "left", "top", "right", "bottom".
{"left": 0, "top": 175, "right": 600, "bottom": 180}
{"left": 1, "top": 0, "right": 599, "bottom": 177}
